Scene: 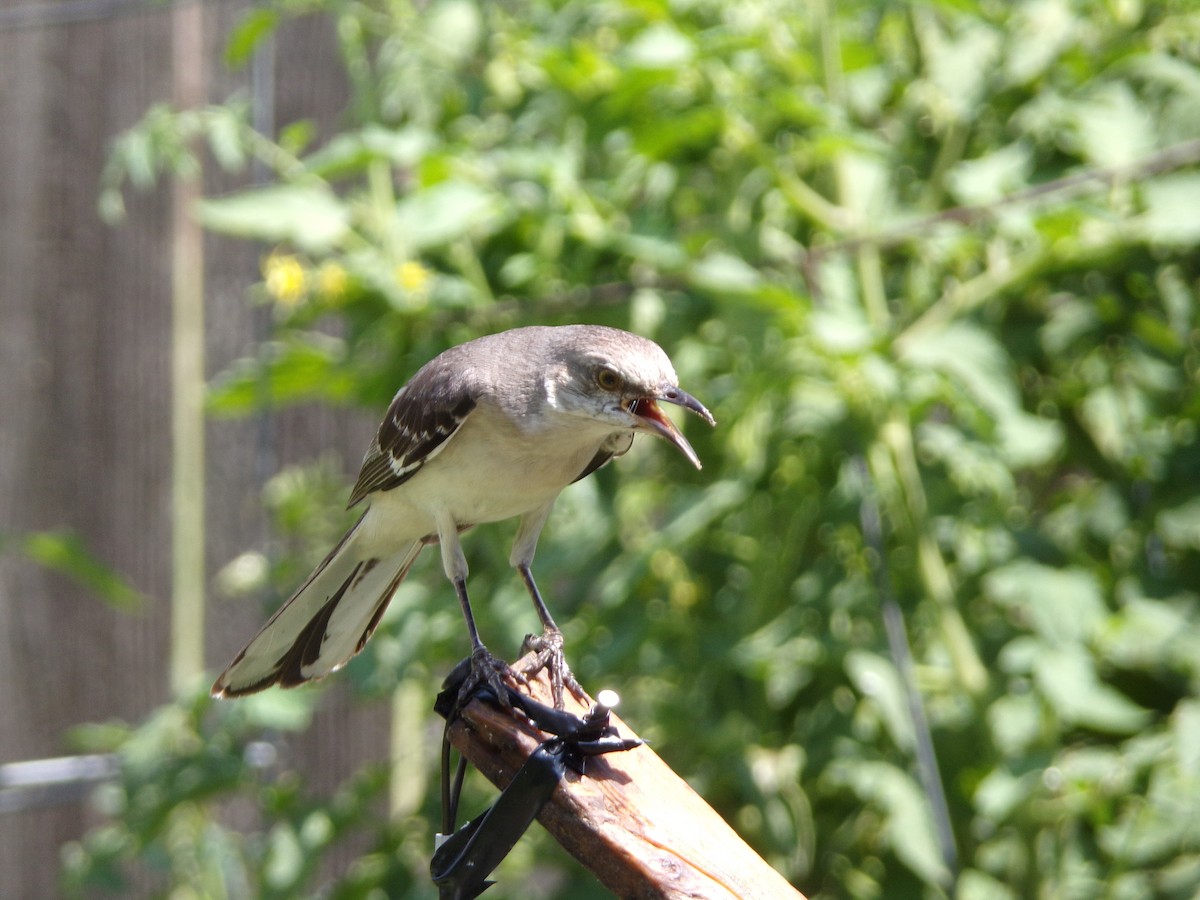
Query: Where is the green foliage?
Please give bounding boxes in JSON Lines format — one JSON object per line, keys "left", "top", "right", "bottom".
{"left": 3, "top": 531, "right": 146, "bottom": 611}
{"left": 83, "top": 0, "right": 1200, "bottom": 896}
{"left": 58, "top": 685, "right": 411, "bottom": 899}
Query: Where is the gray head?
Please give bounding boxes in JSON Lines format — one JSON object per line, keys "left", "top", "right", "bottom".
{"left": 537, "top": 325, "right": 716, "bottom": 468}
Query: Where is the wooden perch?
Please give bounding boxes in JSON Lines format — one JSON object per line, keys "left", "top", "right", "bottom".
{"left": 442, "top": 653, "right": 807, "bottom": 899}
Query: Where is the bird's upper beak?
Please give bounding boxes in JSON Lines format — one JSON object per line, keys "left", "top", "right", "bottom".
{"left": 629, "top": 385, "right": 716, "bottom": 469}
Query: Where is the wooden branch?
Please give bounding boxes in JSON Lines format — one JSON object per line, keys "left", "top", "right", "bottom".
{"left": 442, "top": 654, "right": 807, "bottom": 900}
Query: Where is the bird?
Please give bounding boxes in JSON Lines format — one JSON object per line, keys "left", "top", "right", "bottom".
{"left": 211, "top": 324, "right": 715, "bottom": 708}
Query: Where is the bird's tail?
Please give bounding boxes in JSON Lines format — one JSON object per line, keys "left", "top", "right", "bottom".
{"left": 211, "top": 514, "right": 424, "bottom": 697}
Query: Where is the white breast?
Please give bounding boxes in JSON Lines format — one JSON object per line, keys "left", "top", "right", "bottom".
{"left": 359, "top": 403, "right": 615, "bottom": 548}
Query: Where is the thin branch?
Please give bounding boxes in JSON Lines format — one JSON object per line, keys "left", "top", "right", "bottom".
{"left": 857, "top": 463, "right": 958, "bottom": 887}
{"left": 807, "top": 137, "right": 1200, "bottom": 264}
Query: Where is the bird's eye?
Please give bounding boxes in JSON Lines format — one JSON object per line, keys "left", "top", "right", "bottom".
{"left": 595, "top": 367, "right": 622, "bottom": 392}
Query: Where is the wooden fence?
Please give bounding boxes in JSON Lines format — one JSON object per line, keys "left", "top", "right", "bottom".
{"left": 0, "top": 2, "right": 388, "bottom": 894}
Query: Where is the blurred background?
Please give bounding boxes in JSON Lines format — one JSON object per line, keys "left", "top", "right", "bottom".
{"left": 2, "top": 0, "right": 1199, "bottom": 897}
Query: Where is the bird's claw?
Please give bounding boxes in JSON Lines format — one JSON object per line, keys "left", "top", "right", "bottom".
{"left": 519, "top": 627, "right": 585, "bottom": 710}
{"left": 454, "top": 645, "right": 525, "bottom": 715}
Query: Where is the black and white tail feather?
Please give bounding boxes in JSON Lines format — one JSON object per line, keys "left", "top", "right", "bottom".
{"left": 212, "top": 346, "right": 477, "bottom": 698}
{"left": 211, "top": 520, "right": 426, "bottom": 697}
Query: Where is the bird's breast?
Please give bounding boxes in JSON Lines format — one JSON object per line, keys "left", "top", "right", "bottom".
{"left": 387, "top": 405, "right": 612, "bottom": 526}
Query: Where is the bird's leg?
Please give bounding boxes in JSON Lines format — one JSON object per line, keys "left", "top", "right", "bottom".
{"left": 452, "top": 575, "right": 524, "bottom": 711}
{"left": 516, "top": 563, "right": 585, "bottom": 710}
{"left": 509, "top": 505, "right": 584, "bottom": 709}
{"left": 438, "top": 515, "right": 522, "bottom": 713}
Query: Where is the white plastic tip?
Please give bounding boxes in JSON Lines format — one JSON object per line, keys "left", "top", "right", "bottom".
{"left": 597, "top": 689, "right": 620, "bottom": 709}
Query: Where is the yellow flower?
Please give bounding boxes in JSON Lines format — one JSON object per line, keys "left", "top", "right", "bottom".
{"left": 395, "top": 260, "right": 432, "bottom": 294}
{"left": 316, "top": 261, "right": 349, "bottom": 301}
{"left": 262, "top": 252, "right": 307, "bottom": 305}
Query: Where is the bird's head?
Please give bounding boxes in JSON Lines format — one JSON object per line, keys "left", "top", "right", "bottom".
{"left": 548, "top": 326, "right": 716, "bottom": 468}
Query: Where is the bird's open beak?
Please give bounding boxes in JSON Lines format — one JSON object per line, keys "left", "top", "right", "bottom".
{"left": 629, "top": 385, "right": 716, "bottom": 470}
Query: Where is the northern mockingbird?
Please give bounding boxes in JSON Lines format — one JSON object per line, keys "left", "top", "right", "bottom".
{"left": 211, "top": 324, "right": 714, "bottom": 707}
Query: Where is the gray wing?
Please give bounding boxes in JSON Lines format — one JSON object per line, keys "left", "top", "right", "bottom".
{"left": 348, "top": 360, "right": 478, "bottom": 508}
{"left": 571, "top": 431, "right": 635, "bottom": 484}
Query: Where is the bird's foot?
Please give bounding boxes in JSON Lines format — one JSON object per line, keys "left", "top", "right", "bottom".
{"left": 454, "top": 645, "right": 526, "bottom": 715}
{"left": 519, "top": 627, "right": 585, "bottom": 710}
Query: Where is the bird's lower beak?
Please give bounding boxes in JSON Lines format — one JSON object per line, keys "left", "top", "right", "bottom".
{"left": 629, "top": 386, "right": 716, "bottom": 470}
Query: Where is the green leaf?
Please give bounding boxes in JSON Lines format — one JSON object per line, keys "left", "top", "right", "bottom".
{"left": 688, "top": 251, "right": 762, "bottom": 295}
{"left": 264, "top": 823, "right": 305, "bottom": 890}
{"left": 1079, "top": 383, "right": 1146, "bottom": 466}
{"left": 279, "top": 120, "right": 316, "bottom": 158}
{"left": 624, "top": 24, "right": 695, "bottom": 69}
{"left": 811, "top": 308, "right": 873, "bottom": 353}
{"left": 987, "top": 693, "right": 1044, "bottom": 758}
{"left": 205, "top": 109, "right": 247, "bottom": 173}
{"left": 197, "top": 184, "right": 350, "bottom": 252}
{"left": 1040, "top": 296, "right": 1100, "bottom": 355}
{"left": 633, "top": 106, "right": 722, "bottom": 158}
{"left": 973, "top": 767, "right": 1038, "bottom": 822}
{"left": 1002, "top": 0, "right": 1076, "bottom": 85}
{"left": 118, "top": 127, "right": 158, "bottom": 190}
{"left": 65, "top": 721, "right": 135, "bottom": 753}
{"left": 206, "top": 335, "right": 353, "bottom": 416}
{"left": 425, "top": 0, "right": 482, "bottom": 64}
{"left": 224, "top": 7, "right": 280, "bottom": 70}
{"left": 947, "top": 142, "right": 1033, "bottom": 205}
{"left": 1138, "top": 174, "right": 1200, "bottom": 247}
{"left": 616, "top": 233, "right": 688, "bottom": 270}
{"left": 393, "top": 180, "right": 504, "bottom": 250}
{"left": 1157, "top": 497, "right": 1200, "bottom": 551}
{"left": 1099, "top": 590, "right": 1195, "bottom": 670}
{"left": 1173, "top": 699, "right": 1200, "bottom": 776}
{"left": 1097, "top": 756, "right": 1200, "bottom": 866}
{"left": 845, "top": 650, "right": 914, "bottom": 750}
{"left": 1035, "top": 646, "right": 1150, "bottom": 734}
{"left": 900, "top": 322, "right": 1062, "bottom": 466}
{"left": 920, "top": 422, "right": 1016, "bottom": 500}
{"left": 15, "top": 531, "right": 145, "bottom": 611}
{"left": 302, "top": 125, "right": 436, "bottom": 179}
{"left": 959, "top": 868, "right": 1020, "bottom": 900}
{"left": 238, "top": 690, "right": 314, "bottom": 733}
{"left": 918, "top": 16, "right": 1002, "bottom": 122}
{"left": 837, "top": 150, "right": 892, "bottom": 218}
{"left": 1069, "top": 82, "right": 1156, "bottom": 167}
{"left": 733, "top": 607, "right": 823, "bottom": 708}
{"left": 834, "top": 760, "right": 953, "bottom": 887}
{"left": 983, "top": 560, "right": 1105, "bottom": 644}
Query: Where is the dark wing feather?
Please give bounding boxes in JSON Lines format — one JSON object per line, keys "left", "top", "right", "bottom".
{"left": 348, "top": 361, "right": 478, "bottom": 507}
{"left": 571, "top": 431, "right": 635, "bottom": 484}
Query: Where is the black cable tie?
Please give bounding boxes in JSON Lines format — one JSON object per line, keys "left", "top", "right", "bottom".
{"left": 431, "top": 659, "right": 643, "bottom": 898}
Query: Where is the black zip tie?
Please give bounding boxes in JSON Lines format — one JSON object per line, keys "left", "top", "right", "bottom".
{"left": 430, "top": 660, "right": 642, "bottom": 898}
